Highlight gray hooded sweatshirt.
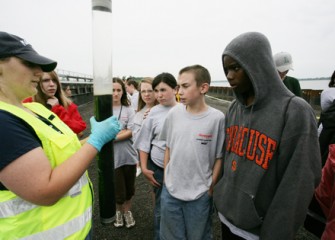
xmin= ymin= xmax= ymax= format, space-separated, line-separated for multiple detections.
xmin=213 ymin=32 xmax=321 ymax=239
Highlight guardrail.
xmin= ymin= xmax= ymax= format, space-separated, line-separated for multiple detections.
xmin=56 ymin=70 xmax=94 ymax=106
xmin=54 ymin=69 xmax=323 ymax=116
xmin=56 ymin=69 xmax=93 ymax=83
xmin=208 ymin=86 xmax=321 ymax=114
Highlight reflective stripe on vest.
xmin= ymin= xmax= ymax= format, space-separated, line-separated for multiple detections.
xmin=0 ymin=102 xmax=92 ymax=239
xmin=22 ymin=206 xmax=92 ymax=240
xmin=0 ymin=197 xmax=37 ymax=218
xmin=0 ymin=174 xmax=88 ymax=218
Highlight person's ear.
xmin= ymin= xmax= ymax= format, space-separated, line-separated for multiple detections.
xmin=200 ymin=83 xmax=209 ymax=94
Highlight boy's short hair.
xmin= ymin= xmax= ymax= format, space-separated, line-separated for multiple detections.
xmin=179 ymin=65 xmax=211 ymax=86
xmin=126 ymin=79 xmax=139 ymax=90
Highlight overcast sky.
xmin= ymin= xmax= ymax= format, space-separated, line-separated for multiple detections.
xmin=1 ymin=0 xmax=334 ymax=81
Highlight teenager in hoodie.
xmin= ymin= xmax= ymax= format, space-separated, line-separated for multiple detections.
xmin=213 ymin=32 xmax=321 ymax=240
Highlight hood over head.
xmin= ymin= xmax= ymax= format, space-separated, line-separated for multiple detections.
xmin=222 ymin=32 xmax=290 ymax=107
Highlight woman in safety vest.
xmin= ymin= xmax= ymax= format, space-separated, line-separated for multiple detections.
xmin=0 ymin=31 xmax=121 ymax=239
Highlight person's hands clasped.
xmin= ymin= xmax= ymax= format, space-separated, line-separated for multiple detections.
xmin=47 ymin=97 xmax=59 ymax=107
xmin=87 ymin=116 xmax=121 ymax=151
xmin=142 ymin=168 xmax=161 ymax=188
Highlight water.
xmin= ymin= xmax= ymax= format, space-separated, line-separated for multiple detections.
xmin=298 ymin=79 xmax=329 ymax=90
xmin=212 ymin=78 xmax=330 ymax=90
xmin=92 ymin=0 xmax=113 ymax=96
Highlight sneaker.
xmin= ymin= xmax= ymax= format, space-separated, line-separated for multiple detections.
xmin=114 ymin=211 xmax=123 ymax=228
xmin=124 ymin=211 xmax=135 ymax=228
xmin=136 ymin=166 xmax=142 ymax=177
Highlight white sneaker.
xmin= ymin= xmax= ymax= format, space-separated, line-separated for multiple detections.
xmin=124 ymin=211 xmax=135 ymax=228
xmin=114 ymin=211 xmax=123 ymax=228
xmin=136 ymin=166 xmax=142 ymax=177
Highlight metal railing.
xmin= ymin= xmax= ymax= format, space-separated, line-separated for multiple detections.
xmin=55 ymin=70 xmax=323 ymax=116
xmin=208 ymin=86 xmax=321 ymax=115
xmin=56 ymin=69 xmax=94 ymax=105
xmin=56 ymin=69 xmax=93 ymax=83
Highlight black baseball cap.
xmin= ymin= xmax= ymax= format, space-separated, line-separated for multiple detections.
xmin=0 ymin=31 xmax=57 ymax=72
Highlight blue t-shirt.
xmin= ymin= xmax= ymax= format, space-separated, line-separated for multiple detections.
xmin=0 ymin=110 xmax=41 ymax=190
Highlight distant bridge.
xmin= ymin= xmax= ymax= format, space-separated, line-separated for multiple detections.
xmin=56 ymin=69 xmax=94 ymax=106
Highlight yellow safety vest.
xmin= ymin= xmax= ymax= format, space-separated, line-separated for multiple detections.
xmin=0 ymin=102 xmax=93 ymax=239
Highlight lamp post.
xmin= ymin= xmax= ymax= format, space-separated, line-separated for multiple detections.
xmin=91 ymin=0 xmax=115 ymax=225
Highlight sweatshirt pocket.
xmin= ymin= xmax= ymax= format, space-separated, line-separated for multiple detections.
xmin=214 ymin=179 xmax=263 ymax=230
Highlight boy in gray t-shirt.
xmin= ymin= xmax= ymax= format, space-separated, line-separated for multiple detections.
xmin=160 ymin=65 xmax=225 ymax=240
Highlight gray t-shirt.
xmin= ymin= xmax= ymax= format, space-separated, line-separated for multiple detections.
xmin=321 ymin=87 xmax=335 ymax=111
xmin=133 ymin=104 xmax=177 ymax=168
xmin=132 ymin=106 xmax=148 ymax=143
xmin=113 ymin=105 xmax=138 ymax=169
xmin=130 ymin=91 xmax=139 ymax=111
xmin=160 ymin=104 xmax=225 ymax=201
xmin=318 ymin=88 xmax=335 ymax=135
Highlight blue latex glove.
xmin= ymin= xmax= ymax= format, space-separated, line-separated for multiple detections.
xmin=87 ymin=116 xmax=121 ymax=152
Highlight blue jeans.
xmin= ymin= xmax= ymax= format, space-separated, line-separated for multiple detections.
xmin=148 ymin=158 xmax=164 ymax=240
xmin=160 ymin=185 xmax=213 ymax=240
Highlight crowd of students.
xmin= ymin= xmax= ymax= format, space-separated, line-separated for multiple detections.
xmin=0 ymin=30 xmax=334 ymax=240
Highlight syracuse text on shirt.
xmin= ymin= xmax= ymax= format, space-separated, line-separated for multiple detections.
xmin=226 ymin=125 xmax=277 ymax=170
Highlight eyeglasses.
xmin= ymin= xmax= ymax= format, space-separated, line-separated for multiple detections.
xmin=140 ymin=90 xmax=153 ymax=94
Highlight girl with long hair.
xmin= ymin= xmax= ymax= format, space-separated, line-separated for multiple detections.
xmin=132 ymin=77 xmax=158 ymax=177
xmin=112 ymin=78 xmax=138 ymax=228
xmin=23 ymin=71 xmax=86 ymax=136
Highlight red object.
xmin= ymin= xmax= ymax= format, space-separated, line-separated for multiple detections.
xmin=315 ymin=144 xmax=335 ymax=239
xmin=23 ymin=97 xmax=86 ymax=134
